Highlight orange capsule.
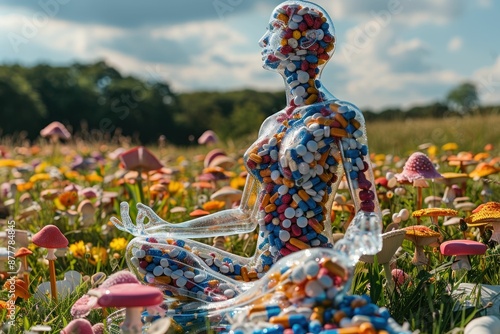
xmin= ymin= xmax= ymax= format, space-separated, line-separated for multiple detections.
xmin=334 ymin=113 xmax=348 ymax=128
xmin=289 ymin=238 xmax=310 ymax=250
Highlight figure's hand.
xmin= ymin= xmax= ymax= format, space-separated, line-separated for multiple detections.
xmin=110 ymin=202 xmax=144 ymax=236
xmin=334 ymin=211 xmax=382 ymax=265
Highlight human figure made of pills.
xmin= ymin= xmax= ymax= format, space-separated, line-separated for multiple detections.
xmin=112 ymin=0 xmax=382 ymax=305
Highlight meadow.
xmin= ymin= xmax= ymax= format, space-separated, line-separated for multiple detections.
xmin=0 ymin=114 xmax=499 ymax=334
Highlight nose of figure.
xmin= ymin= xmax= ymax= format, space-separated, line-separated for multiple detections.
xmin=259 ymin=33 xmax=269 ymax=48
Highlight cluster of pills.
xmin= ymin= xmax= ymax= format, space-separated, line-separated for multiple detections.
xmin=227 ymin=253 xmax=410 ymax=334
xmin=246 ymin=101 xmax=376 ymax=268
xmin=127 ymin=237 xmax=243 ymax=302
xmin=266 ymin=3 xmax=335 ymax=107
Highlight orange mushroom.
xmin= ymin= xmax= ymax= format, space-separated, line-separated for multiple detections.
xmin=412 ymin=208 xmax=459 ymax=228
xmin=402 ymin=225 xmax=441 ymax=265
xmin=466 ymin=202 xmax=500 ymax=245
xmin=14 ymin=247 xmax=32 ymax=287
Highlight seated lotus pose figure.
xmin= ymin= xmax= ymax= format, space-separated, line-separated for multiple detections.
xmin=112 ymin=0 xmax=382 ymax=306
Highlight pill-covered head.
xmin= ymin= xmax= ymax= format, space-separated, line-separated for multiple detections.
xmin=259 ymin=1 xmax=336 ymax=73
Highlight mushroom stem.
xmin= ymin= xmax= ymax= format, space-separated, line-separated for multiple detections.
xmin=136 ymin=169 xmax=145 ymax=204
xmin=22 ymin=258 xmax=29 ymax=287
xmin=121 ymin=307 xmax=143 ymax=334
xmin=452 ymin=255 xmax=472 ymax=271
xmin=417 ymin=187 xmax=423 ymax=211
xmin=383 ymin=263 xmax=394 ymax=292
xmin=412 ymin=245 xmax=428 ymax=266
xmin=48 ymin=259 xmax=58 ymax=301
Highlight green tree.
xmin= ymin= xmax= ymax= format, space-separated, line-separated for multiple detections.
xmin=446 ymin=82 xmax=479 ymax=114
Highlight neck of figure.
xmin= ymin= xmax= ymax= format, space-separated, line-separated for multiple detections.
xmin=281 ymin=70 xmax=335 ymax=110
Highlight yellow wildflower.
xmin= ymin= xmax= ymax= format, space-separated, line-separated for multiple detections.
xmin=89 ymin=246 xmax=108 ymax=265
xmin=0 ymin=159 xmax=23 ymax=168
xmin=29 ymin=173 xmax=51 ymax=183
xmin=86 ymin=173 xmax=103 ymax=183
xmin=230 ymin=176 xmax=246 ymax=190
xmin=202 ymin=200 xmax=225 ymax=211
xmin=109 ymin=237 xmax=128 ymax=251
xmin=35 ymin=162 xmax=49 ymax=174
xmin=168 ymin=181 xmax=184 ymax=194
xmin=69 ymin=240 xmax=86 ymax=258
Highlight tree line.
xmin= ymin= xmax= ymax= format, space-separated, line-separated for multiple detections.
xmin=0 ymin=61 xmax=494 ymax=145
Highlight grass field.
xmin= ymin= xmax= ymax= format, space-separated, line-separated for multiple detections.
xmin=0 ymin=114 xmax=499 ymax=333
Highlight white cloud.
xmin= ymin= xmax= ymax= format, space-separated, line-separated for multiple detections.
xmin=325 ymin=0 xmax=465 ymax=26
xmin=477 ymin=0 xmax=492 ymax=8
xmin=473 ymin=56 xmax=500 ymax=105
xmin=447 ymin=37 xmax=463 ymax=52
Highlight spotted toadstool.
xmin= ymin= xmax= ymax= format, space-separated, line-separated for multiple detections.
xmin=32 ymin=225 xmax=68 ymax=301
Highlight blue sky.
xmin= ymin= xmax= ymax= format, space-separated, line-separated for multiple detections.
xmin=1 ymin=0 xmax=499 ymax=110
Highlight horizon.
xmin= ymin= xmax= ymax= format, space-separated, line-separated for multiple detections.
xmin=2 ymin=0 xmax=499 ymax=111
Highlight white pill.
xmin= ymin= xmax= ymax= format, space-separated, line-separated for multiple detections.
xmin=297 ymin=216 xmax=308 ymax=228
xmin=302 ymin=181 xmax=313 ymax=189
xmin=297 ymin=70 xmax=309 ymax=84
xmin=293 ymin=85 xmax=306 ymax=97
xmin=272 ymin=217 xmax=280 ymax=226
xmin=270 ymin=150 xmax=278 ymax=161
xmin=307 ymin=141 xmax=318 ymax=152
xmin=313 ymin=129 xmax=324 ymax=137
xmin=299 ymin=162 xmax=310 ymax=175
xmin=288 ymin=38 xmax=299 ymax=48
xmin=292 ymin=14 xmax=303 ymax=22
xmin=324 ymin=126 xmax=330 ymax=137
xmin=163 ymin=267 xmax=172 ymax=276
xmin=303 ymin=152 xmax=314 ymax=163
xmin=145 ymin=273 xmax=155 ymax=284
xmin=316 ymin=29 xmax=324 ymax=40
xmin=205 ymin=257 xmax=213 ymax=266
xmin=279 ymin=230 xmax=291 ymax=242
xmin=184 ymin=271 xmax=195 ymax=279
xmin=305 ymin=280 xmax=323 ymax=297
xmin=153 ymin=266 xmax=164 ymax=276
xmin=214 ymin=259 xmax=223 ymax=267
xmin=291 ymin=266 xmax=306 ymax=283
xmin=296 ymin=144 xmax=307 ymax=156
xmin=169 ymin=248 xmax=179 ymax=258
xmin=224 ymin=289 xmax=236 ymax=298
xmin=304 ymin=261 xmax=320 ymax=277
xmin=278 ymin=185 xmax=289 ymax=195
xmin=134 ymin=250 xmax=146 ymax=258
xmin=315 ymin=165 xmax=324 ymax=175
xmin=284 ymin=207 xmax=296 ymax=219
xmin=294 ymin=96 xmax=304 ymax=106
xmin=318 ymin=274 xmax=333 ymax=288
xmin=176 ymin=276 xmax=187 ymax=287
xmin=160 ymin=258 xmax=169 ymax=267
xmin=194 ymin=274 xmax=207 ymax=283
xmin=311 ymin=239 xmax=321 ymax=246
xmin=220 ymin=265 xmax=230 ymax=274
xmin=295 ymin=208 xmax=304 ymax=217
xmin=282 ymin=219 xmax=292 ymax=228
xmin=271 ymin=170 xmax=281 ymax=181
xmin=171 ymin=269 xmax=183 ymax=280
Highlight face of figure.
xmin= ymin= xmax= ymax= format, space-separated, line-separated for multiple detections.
xmin=258 ymin=1 xmax=336 ymax=75
xmin=259 ymin=18 xmax=286 ymax=70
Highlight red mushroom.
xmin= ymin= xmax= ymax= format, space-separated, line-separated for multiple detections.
xmin=440 ymin=240 xmax=487 ymax=271
xmin=95 ymin=283 xmax=163 ymax=333
xmin=32 ymin=225 xmax=68 ymax=301
xmin=60 ymin=319 xmax=94 ymax=334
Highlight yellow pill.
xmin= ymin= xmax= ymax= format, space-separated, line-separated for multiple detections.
xmin=293 ymin=30 xmax=302 ymax=40
xmin=289 ymin=238 xmax=310 ymax=250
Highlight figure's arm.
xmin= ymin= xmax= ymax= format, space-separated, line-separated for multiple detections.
xmin=335 ymin=104 xmax=382 ymax=258
xmin=111 ymin=175 xmax=260 ymax=237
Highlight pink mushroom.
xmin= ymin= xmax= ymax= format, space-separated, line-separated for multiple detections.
xmin=71 ymin=270 xmax=139 ymax=318
xmin=40 ymin=121 xmax=71 ymax=141
xmin=95 ymin=283 xmax=163 ymax=334
xmin=60 ymin=318 xmax=94 ymax=334
xmin=395 ymin=152 xmax=443 ymax=210
xmin=32 ymin=225 xmax=68 ymax=301
xmin=440 ymin=240 xmax=487 ymax=270
xmin=119 ymin=146 xmax=163 ymax=203
xmin=198 ymin=130 xmax=218 ymax=145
